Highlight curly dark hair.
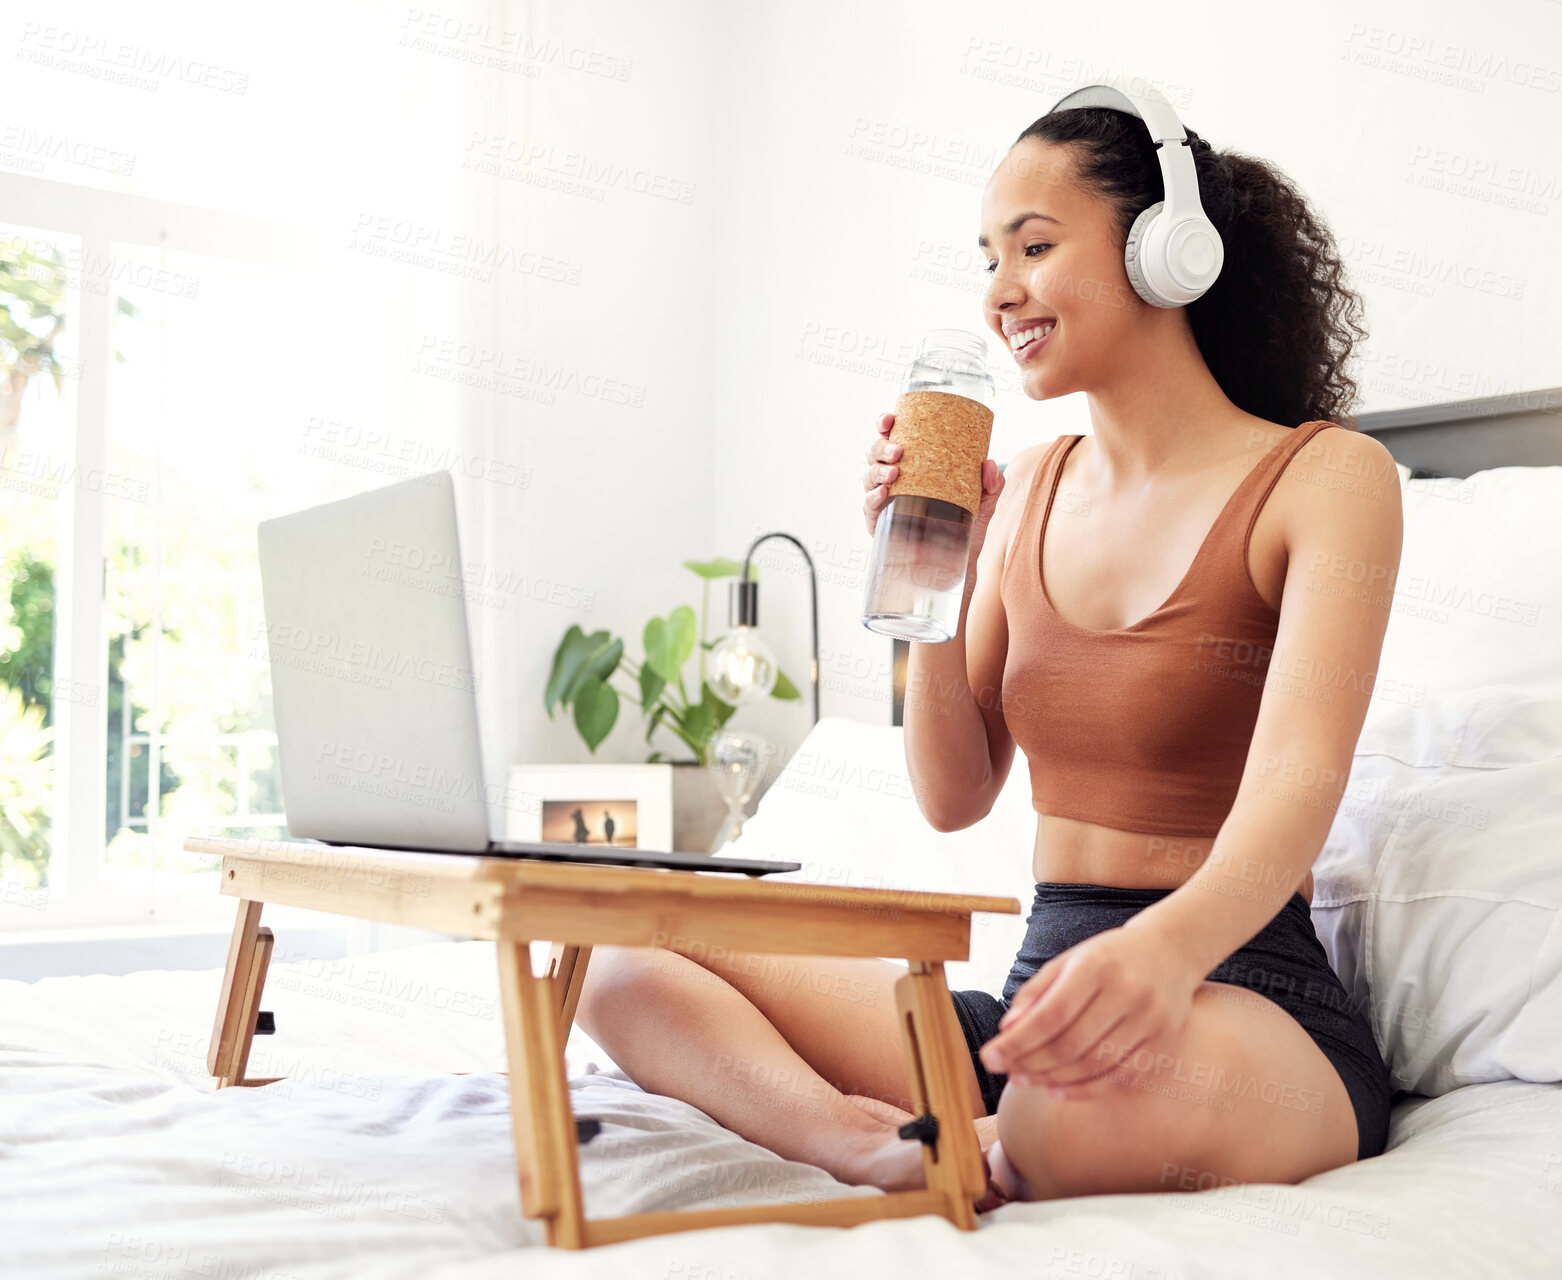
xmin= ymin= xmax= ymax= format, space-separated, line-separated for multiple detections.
xmin=1012 ymin=107 xmax=1368 ymax=431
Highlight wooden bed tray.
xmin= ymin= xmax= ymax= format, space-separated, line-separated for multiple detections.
xmin=188 ymin=835 xmax=1021 ymax=1249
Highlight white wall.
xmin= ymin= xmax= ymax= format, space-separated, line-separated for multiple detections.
xmin=12 ymin=0 xmax=1553 ymax=827
xmin=462 ymin=0 xmax=723 ymax=817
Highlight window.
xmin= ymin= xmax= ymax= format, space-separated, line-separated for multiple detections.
xmin=1 ymin=15 xmax=507 ymax=933
xmin=0 ymin=225 xmax=78 ymax=913
xmin=0 ymin=184 xmax=479 ymax=931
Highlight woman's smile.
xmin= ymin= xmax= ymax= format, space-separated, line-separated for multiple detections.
xmin=1010 ymin=319 xmax=1057 ymax=362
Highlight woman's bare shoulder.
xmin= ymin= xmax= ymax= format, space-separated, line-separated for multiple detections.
xmin=990 ymin=438 xmax=1063 ymax=547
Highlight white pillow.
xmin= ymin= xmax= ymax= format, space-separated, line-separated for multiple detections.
xmin=1311 ymin=458 xmax=1562 ymax=1094
xmin=1365 ymin=464 xmax=1562 ymax=724
xmin=731 ymin=716 xmax=1035 ymax=996
xmin=1313 ymin=681 xmax=1562 ymax=1096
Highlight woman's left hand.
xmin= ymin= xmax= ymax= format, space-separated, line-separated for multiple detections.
xmin=977 ymin=924 xmax=1204 ymax=1099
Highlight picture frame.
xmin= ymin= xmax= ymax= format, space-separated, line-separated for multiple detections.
xmin=503 ymin=762 xmax=675 ymax=852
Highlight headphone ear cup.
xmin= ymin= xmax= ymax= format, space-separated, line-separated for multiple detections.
xmin=1124 ymin=202 xmax=1171 ymax=308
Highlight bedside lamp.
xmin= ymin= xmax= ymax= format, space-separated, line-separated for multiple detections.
xmin=707 ymin=531 xmax=821 ymax=724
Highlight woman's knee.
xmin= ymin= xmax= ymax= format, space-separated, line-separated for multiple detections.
xmin=575 ymin=945 xmax=681 ymax=1034
xmin=992 ymin=1072 xmax=1220 ymax=1199
xmin=991 ymin=1082 xmax=1091 ymax=1199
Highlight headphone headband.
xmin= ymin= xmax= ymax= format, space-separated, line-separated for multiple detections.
xmin=1042 ymin=84 xmax=1223 ymax=307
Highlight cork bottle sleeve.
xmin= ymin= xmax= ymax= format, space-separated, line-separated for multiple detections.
xmin=884 ymin=389 xmax=994 ymax=516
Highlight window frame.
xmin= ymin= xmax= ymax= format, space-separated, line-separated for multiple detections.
xmin=0 ymin=172 xmax=324 ymax=933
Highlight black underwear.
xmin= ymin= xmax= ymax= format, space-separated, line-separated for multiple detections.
xmin=947 ymin=882 xmax=1396 ymax=1161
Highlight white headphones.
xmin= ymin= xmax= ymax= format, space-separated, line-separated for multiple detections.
xmin=1044 ymin=84 xmax=1224 ymax=308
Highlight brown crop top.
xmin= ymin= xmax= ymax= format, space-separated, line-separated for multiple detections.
xmin=999 ymin=420 xmax=1343 ymax=839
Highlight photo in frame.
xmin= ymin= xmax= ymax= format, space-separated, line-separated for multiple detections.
xmin=503 ymin=762 xmax=675 ymax=852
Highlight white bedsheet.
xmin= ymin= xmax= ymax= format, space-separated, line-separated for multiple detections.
xmin=4 ymin=938 xmax=1560 ymax=1280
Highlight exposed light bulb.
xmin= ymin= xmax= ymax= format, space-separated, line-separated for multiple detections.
xmin=708 ymin=625 xmax=778 ymax=704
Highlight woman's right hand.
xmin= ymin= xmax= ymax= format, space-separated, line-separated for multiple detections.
xmin=863 ymin=411 xmax=1005 ymax=563
xmin=862 ymin=412 xmax=904 ymax=537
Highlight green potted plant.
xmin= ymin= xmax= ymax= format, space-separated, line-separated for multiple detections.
xmin=544 ymin=557 xmax=799 ymax=766
xmin=544 ymin=558 xmax=800 ymax=852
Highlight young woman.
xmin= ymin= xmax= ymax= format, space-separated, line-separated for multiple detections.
xmin=576 ymin=101 xmax=1402 ymax=1208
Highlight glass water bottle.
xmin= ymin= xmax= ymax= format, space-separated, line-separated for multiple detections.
xmin=861 ymin=329 xmax=996 ymax=644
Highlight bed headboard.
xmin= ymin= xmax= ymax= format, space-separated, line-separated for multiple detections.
xmin=888 ymin=386 xmax=1562 ymax=725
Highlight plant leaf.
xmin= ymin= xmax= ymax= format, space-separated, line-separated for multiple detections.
xmin=571 ymin=674 xmax=619 ymax=752
xmin=770 ymin=668 xmax=801 ymax=701
xmin=643 ymin=606 xmax=696 ymax=683
xmin=543 ymin=626 xmax=587 ymax=717
xmin=682 ymin=557 xmax=754 ymax=580
xmin=644 ymin=700 xmax=669 ymax=743
xmin=704 ymin=683 xmax=739 ymax=730
xmin=681 ymin=697 xmax=715 ymax=746
xmin=665 ymin=604 xmax=696 ymax=667
xmin=544 ymin=627 xmax=620 ymax=715
xmin=639 ymin=661 xmax=666 ymax=712
xmin=544 ymin=626 xmax=591 ymax=715
xmin=643 ymin=617 xmax=671 ymax=682
xmin=584 ymin=635 xmax=623 ymax=683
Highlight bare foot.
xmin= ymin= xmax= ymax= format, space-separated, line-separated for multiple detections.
xmin=843 ymin=1094 xmax=917 ymax=1127
xmin=851 ymin=1135 xmax=930 ymax=1192
xmin=837 ymin=1094 xmax=928 ymax=1192
xmin=980 ymin=1138 xmax=1034 ymax=1207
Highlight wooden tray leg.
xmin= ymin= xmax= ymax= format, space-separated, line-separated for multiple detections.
xmin=545 ymin=942 xmax=592 ymax=1037
xmin=499 ymin=939 xmax=586 ymax=1249
xmin=210 ymin=900 xmax=273 ymax=1088
xmin=895 ymin=961 xmax=986 ymax=1229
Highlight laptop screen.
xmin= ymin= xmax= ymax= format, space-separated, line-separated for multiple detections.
xmin=256 ymin=471 xmax=493 ymax=852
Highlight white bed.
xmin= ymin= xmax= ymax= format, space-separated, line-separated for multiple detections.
xmin=6 ymin=450 xmax=1562 ymax=1278
xmin=5 ymin=937 xmax=1561 ymax=1280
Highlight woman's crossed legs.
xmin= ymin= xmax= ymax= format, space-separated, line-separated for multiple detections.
xmin=574 ymin=945 xmax=1357 ymax=1202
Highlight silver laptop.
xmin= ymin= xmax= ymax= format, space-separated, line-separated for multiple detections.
xmin=256 ymin=471 xmax=798 ymax=876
